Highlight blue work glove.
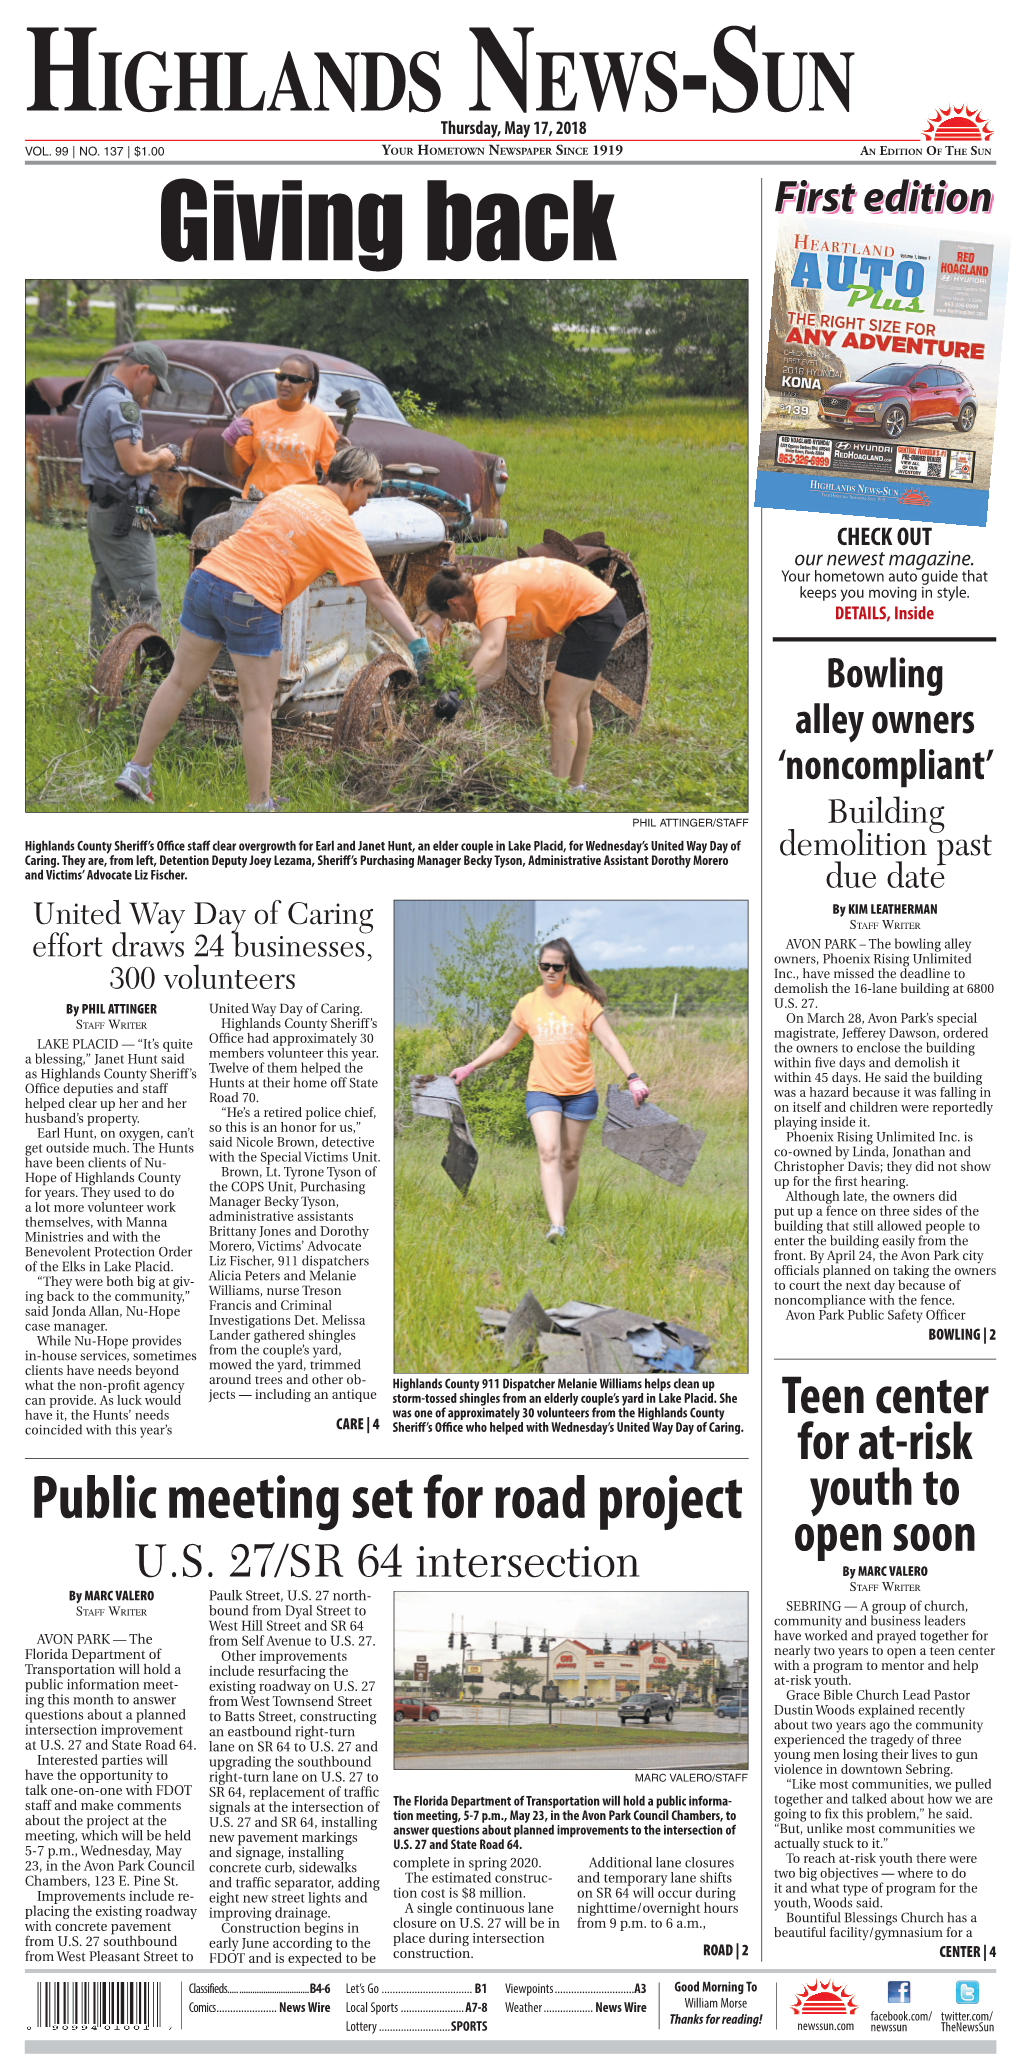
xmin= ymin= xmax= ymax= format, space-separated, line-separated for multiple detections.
xmin=408 ymin=635 xmax=431 ymax=683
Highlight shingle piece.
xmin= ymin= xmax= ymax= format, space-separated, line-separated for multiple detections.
xmin=501 ymin=1291 xmax=553 ymax=1366
xmin=410 ymin=1073 xmax=479 ymax=1195
xmin=601 ymin=1082 xmax=706 ymax=1187
xmin=540 ymin=1340 xmax=590 ymax=1376
xmin=582 ymin=1308 xmax=659 ymax=1341
xmin=476 ymin=1288 xmax=714 ymax=1371
xmin=546 ymin=1301 xmax=614 ymax=1326
xmin=578 ymin=1330 xmax=646 ymax=1374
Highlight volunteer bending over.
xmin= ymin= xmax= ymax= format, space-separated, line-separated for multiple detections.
xmin=425 ymin=558 xmax=627 ymax=791
xmin=115 ymin=447 xmax=430 ymax=813
xmin=223 ymin=353 xmax=341 ymax=498
xmin=450 ymin=938 xmax=649 ymax=1242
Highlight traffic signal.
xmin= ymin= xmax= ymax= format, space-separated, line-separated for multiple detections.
xmin=522 ymin=1634 xmax=532 ymax=1655
xmin=460 ymin=1634 xmax=467 ymax=1650
xmin=539 ymin=1635 xmax=548 ymax=1653
xmin=652 ymin=1638 xmax=658 ymax=1654
xmin=448 ymin=1631 xmax=454 ymax=1649
xmin=491 ymin=1632 xmax=498 ymax=1650
xmin=603 ymin=1634 xmax=611 ymax=1654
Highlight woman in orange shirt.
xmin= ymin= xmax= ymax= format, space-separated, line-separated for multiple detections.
xmin=425 ymin=558 xmax=628 ymax=791
xmin=115 ymin=447 xmax=429 ymax=814
xmin=223 ymin=353 xmax=341 ymax=499
xmin=450 ymin=938 xmax=649 ymax=1242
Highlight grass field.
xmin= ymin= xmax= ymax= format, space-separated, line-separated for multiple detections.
xmin=26 ymin=376 xmax=747 ymax=814
xmin=395 ymin=1014 xmax=747 ymax=1375
xmin=394 ymin=1722 xmax=745 ymax=1757
xmin=25 ymin=294 xmax=226 ymax=384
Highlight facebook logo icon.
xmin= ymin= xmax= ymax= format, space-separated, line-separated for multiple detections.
xmin=956 ymin=1981 xmax=980 ymax=2005
xmin=887 ymin=1981 xmax=911 ymax=2004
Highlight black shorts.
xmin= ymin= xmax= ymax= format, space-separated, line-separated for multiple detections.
xmin=555 ymin=595 xmax=627 ymax=680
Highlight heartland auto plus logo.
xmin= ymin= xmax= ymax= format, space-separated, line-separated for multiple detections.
xmin=791 ymin=1981 xmax=857 ymax=2018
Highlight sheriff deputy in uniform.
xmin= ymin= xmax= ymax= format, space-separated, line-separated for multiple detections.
xmin=76 ymin=343 xmax=179 ymax=650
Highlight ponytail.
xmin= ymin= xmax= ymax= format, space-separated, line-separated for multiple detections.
xmin=326 ymin=443 xmax=383 ymax=489
xmin=425 ymin=562 xmax=475 ymax=614
xmin=538 ymin=937 xmax=607 ymax=1007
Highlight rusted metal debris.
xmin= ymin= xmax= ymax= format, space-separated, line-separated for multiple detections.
xmin=477 ymin=1295 xmax=711 ymax=1373
xmin=410 ymin=1075 xmax=479 ymax=1196
xmin=89 ymin=623 xmax=175 ymax=724
xmin=434 ymin=527 xmax=652 ymax=732
xmin=92 ymin=509 xmax=650 ymax=744
xmin=602 ymin=1084 xmax=706 ymax=1188
xmin=517 ymin=529 xmax=652 ymax=729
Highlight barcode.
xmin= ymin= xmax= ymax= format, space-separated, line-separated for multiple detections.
xmin=36 ymin=1980 xmax=162 ymax=2029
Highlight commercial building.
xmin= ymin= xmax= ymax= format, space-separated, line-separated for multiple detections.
xmin=463 ymin=1636 xmax=714 ymax=1701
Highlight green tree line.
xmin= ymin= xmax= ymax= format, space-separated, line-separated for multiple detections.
xmin=187 ymin=279 xmax=747 ymax=415
xmin=592 ymin=966 xmax=748 ymax=1016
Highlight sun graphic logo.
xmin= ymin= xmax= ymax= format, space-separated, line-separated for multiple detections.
xmin=924 ymin=106 xmax=993 ymax=144
xmin=791 ymin=1981 xmax=858 ymax=2017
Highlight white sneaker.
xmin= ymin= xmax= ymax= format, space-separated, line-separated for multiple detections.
xmin=545 ymin=1224 xmax=567 ymax=1242
xmin=114 ymin=762 xmax=154 ymax=804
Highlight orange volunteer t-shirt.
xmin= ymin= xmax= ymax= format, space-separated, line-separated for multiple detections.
xmin=474 ymin=559 xmax=615 ymax=641
xmin=199 ymin=485 xmax=380 ymax=614
xmin=511 ymin=984 xmax=604 ymax=1096
xmin=235 ymin=400 xmax=338 ymax=498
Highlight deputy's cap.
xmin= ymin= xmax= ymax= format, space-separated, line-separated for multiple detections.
xmin=123 ymin=343 xmax=171 ymax=393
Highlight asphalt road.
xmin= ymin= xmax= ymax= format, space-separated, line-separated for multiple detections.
xmin=396 ymin=1741 xmax=749 ymax=1772
xmin=397 ymin=1704 xmax=746 ymax=1736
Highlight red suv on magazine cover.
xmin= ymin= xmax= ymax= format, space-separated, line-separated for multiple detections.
xmin=818 ymin=363 xmax=978 ymax=440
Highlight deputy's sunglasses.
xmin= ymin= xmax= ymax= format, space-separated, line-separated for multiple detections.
xmin=539 ymin=959 xmax=566 ymax=972
xmin=275 ymin=371 xmax=310 ymax=384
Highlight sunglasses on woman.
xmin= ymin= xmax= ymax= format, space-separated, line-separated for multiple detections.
xmin=540 ymin=960 xmax=566 ymax=972
xmin=275 ymin=371 xmax=310 ymax=385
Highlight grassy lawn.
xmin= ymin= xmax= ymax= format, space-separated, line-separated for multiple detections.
xmin=395 ymin=1015 xmax=747 ymax=1375
xmin=26 ymin=296 xmax=227 ymax=384
xmin=394 ymin=1722 xmax=745 ymax=1756
xmin=26 ymin=384 xmax=746 ymax=814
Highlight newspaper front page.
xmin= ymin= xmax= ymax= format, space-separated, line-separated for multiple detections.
xmin=17 ymin=6 xmax=1012 ymax=2057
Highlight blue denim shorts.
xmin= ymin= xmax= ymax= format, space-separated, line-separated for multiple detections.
xmin=526 ymin=1087 xmax=599 ymax=1121
xmin=180 ymin=566 xmax=283 ymax=657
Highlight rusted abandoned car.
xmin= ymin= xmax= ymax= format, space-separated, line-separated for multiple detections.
xmin=26 ymin=339 xmax=510 ymax=537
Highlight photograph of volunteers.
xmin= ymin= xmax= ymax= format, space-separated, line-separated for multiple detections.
xmin=115 ymin=448 xmax=430 ymax=813
xmin=451 ymin=941 xmax=648 ymax=1241
xmin=27 ymin=276 xmax=747 ymax=817
xmin=394 ymin=899 xmax=749 ymax=1377
xmin=424 ymin=557 xmax=626 ymax=790
xmin=222 ymin=352 xmax=343 ymax=498
xmin=392 ymin=1590 xmax=749 ymax=1773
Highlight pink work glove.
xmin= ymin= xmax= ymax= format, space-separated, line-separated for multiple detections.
xmin=222 ymin=415 xmax=252 ymax=446
xmin=450 ymin=1066 xmax=474 ymax=1087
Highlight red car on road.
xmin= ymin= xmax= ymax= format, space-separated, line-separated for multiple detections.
xmin=818 ymin=362 xmax=977 ymax=440
xmin=394 ymin=1697 xmax=440 ymax=1723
